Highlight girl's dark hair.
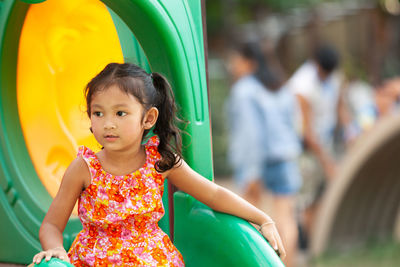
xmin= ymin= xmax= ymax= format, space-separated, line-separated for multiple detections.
xmin=85 ymin=63 xmax=182 ymax=172
xmin=235 ymin=41 xmax=282 ymax=91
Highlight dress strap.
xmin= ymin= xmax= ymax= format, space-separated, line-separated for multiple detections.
xmin=144 ymin=135 xmax=161 ymax=165
xmin=145 ymin=135 xmax=160 ymax=147
xmin=77 ymin=145 xmax=95 ymax=160
xmin=77 ymin=146 xmax=101 ymax=173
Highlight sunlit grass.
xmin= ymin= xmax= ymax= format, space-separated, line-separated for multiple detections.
xmin=313 ymin=241 xmax=400 ymax=267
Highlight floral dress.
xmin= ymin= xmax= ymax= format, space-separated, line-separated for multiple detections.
xmin=68 ymin=136 xmax=184 ymax=266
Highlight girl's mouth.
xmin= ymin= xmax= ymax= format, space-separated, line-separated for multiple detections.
xmin=104 ymin=135 xmax=119 ymax=141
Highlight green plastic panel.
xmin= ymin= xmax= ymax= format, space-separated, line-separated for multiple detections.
xmin=35 ymin=258 xmax=74 ymax=267
xmin=174 ymin=192 xmax=283 ymax=267
xmin=0 ymin=0 xmax=284 ymax=266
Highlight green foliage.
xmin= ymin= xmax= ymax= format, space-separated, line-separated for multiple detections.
xmin=205 ymin=0 xmax=332 ymax=39
xmin=235 ymin=0 xmax=318 ymax=11
xmin=209 ymin=73 xmax=232 ymax=177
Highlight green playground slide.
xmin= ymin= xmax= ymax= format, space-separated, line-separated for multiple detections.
xmin=0 ymin=0 xmax=283 ymax=266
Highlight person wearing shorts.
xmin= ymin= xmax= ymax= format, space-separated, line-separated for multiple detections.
xmin=226 ymin=41 xmax=302 ymax=267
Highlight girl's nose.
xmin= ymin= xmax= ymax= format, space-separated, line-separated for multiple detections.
xmin=104 ymin=122 xmax=116 ymax=130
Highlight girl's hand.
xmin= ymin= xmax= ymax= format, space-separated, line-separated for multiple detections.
xmin=32 ymin=247 xmax=70 ymax=265
xmin=260 ymin=221 xmax=286 ymax=259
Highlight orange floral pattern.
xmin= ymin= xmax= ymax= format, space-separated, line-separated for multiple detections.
xmin=68 ymin=136 xmax=184 ymax=266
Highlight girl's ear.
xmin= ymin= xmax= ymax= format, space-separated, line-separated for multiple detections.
xmin=143 ymin=107 xmax=159 ymax=129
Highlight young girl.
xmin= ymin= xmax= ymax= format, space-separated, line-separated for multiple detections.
xmin=32 ymin=63 xmax=285 ymax=266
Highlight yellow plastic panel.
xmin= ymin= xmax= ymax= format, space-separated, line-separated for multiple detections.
xmin=17 ymin=0 xmax=124 ymax=198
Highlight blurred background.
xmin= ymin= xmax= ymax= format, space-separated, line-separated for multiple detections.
xmin=205 ymin=0 xmax=400 ymax=266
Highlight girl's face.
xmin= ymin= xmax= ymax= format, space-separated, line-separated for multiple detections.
xmin=89 ymin=85 xmax=157 ymax=152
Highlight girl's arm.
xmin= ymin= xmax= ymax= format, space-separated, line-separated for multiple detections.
xmin=33 ymin=157 xmax=89 ymax=264
xmin=166 ymin=160 xmax=286 ymax=258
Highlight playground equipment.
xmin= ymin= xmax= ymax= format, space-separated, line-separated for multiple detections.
xmin=36 ymin=258 xmax=74 ymax=267
xmin=0 ymin=0 xmax=283 ymax=266
xmin=311 ymin=114 xmax=400 ymax=256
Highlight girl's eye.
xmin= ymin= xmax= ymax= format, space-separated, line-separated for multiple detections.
xmin=116 ymin=111 xmax=127 ymax=117
xmin=93 ymin=111 xmax=103 ymax=117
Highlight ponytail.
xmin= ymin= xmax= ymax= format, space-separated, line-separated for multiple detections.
xmin=151 ymin=72 xmax=183 ymax=173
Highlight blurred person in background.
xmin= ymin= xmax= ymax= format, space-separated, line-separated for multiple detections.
xmin=285 ymin=44 xmax=348 ymax=250
xmin=226 ymin=41 xmax=302 ymax=267
xmin=343 ymin=76 xmax=400 ymax=145
xmin=342 ymin=78 xmax=376 ymax=144
xmin=374 ymin=77 xmax=400 ymax=118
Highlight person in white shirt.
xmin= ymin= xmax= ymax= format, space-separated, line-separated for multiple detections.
xmin=286 ymin=45 xmax=347 ymax=248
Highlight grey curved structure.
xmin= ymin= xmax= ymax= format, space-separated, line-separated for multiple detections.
xmin=311 ymin=115 xmax=400 ymax=256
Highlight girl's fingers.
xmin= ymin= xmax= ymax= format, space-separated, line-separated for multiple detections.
xmin=56 ymin=252 xmax=63 ymax=260
xmin=33 ymin=249 xmax=70 ymax=264
xmin=33 ymin=252 xmax=44 ymax=263
xmin=45 ymin=251 xmax=52 ymax=261
xmin=53 ymin=250 xmax=70 ymax=263
xmin=57 ymin=252 xmax=70 ymax=262
xmin=261 ymin=226 xmax=286 ymax=259
xmin=269 ymin=236 xmax=278 ymax=251
xmin=261 ymin=227 xmax=278 ymax=250
xmin=274 ymin=232 xmax=286 ymax=259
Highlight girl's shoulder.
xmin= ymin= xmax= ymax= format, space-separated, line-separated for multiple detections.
xmin=76 ymin=146 xmax=102 ymax=177
xmin=63 ymin=154 xmax=91 ymax=190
